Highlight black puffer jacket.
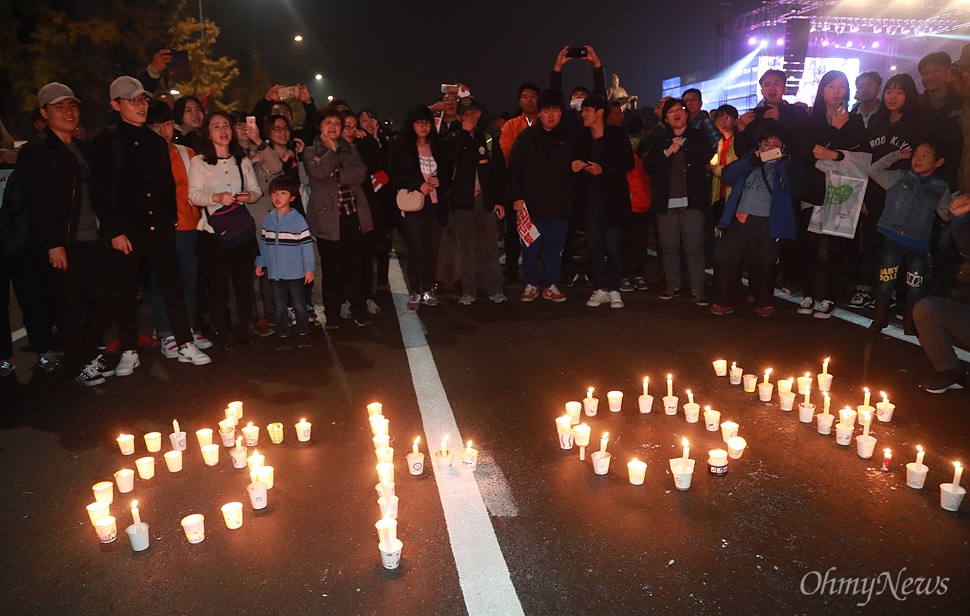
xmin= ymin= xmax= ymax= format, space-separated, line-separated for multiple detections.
xmin=506 ymin=123 xmax=576 ymax=219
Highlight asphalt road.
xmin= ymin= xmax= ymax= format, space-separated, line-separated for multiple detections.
xmin=1 ymin=253 xmax=968 ymax=615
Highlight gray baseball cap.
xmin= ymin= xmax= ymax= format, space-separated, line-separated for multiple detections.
xmin=38 ymin=82 xmax=80 ymax=108
xmin=109 ymin=76 xmax=152 ymax=100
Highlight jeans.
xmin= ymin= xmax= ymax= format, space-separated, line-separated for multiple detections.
xmin=453 ymin=196 xmax=504 ymax=296
xmin=874 ymin=238 xmax=928 ymax=304
xmin=713 ymin=215 xmax=778 ymax=308
xmin=1 ymin=252 xmax=53 ymax=359
xmin=913 ymin=297 xmax=970 ymax=373
xmin=150 ymin=229 xmax=199 ymax=338
xmin=521 ymin=217 xmax=568 ymax=288
xmin=585 ymin=200 xmax=623 ymax=291
xmin=272 ymin=278 xmax=309 ymax=336
xmin=399 ymin=206 xmax=443 ymax=295
xmin=656 ymin=208 xmax=706 ymax=295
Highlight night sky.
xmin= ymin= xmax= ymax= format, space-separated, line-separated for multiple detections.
xmin=206 ymin=0 xmax=762 ymax=124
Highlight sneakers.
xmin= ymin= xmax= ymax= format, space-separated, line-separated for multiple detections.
xmin=563 ymin=273 xmax=580 ymax=288
xmin=755 ymin=305 xmax=776 ymax=318
xmin=710 ymin=304 xmax=734 ymax=316
xmin=161 ymin=336 xmax=179 ymax=359
xmin=138 ymin=334 xmax=158 ymax=349
xmin=813 ymin=299 xmax=836 ymax=319
xmin=277 ymin=336 xmax=292 ymax=351
xmin=849 ymin=289 xmax=873 ymax=308
xmin=76 ymin=359 xmax=106 ymax=387
xmin=619 ymin=278 xmax=634 ymax=293
xmin=609 ymin=290 xmax=624 ymax=308
xmin=920 ymin=370 xmax=966 ymax=394
xmin=366 ymin=299 xmax=382 ymax=314
xmin=0 ymin=360 xmax=13 ymax=377
xmin=659 ymin=288 xmax=680 ymax=300
xmin=490 ymin=292 xmax=508 ymax=304
xmin=797 ymin=296 xmax=815 ymax=315
xmin=458 ymin=294 xmax=476 ymax=306
xmin=543 ymin=285 xmax=566 ymax=303
xmin=177 ymin=342 xmax=211 ymax=365
xmin=114 ymin=350 xmax=140 ymax=377
xmin=93 ymin=354 xmax=114 ymax=377
xmin=297 ymin=333 xmax=312 ymax=348
xmin=692 ymin=293 xmax=710 ymax=307
xmin=36 ymin=351 xmax=62 ymax=372
xmin=521 ymin=284 xmax=539 ymax=302
xmin=633 ymin=277 xmax=648 ymax=291
xmin=255 ymin=319 xmax=277 ymax=337
xmin=586 ymin=289 xmax=610 ymax=307
xmin=353 ymin=315 xmax=372 ymax=327
xmin=421 ymin=291 xmax=439 ymax=306
xmin=407 ymin=293 xmax=421 ymax=310
xmin=192 ymin=331 xmax=213 ymax=350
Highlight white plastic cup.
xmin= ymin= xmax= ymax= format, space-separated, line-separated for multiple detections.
xmin=242 ymin=425 xmax=260 ymax=447
xmin=376 ymin=447 xmax=394 ymax=464
xmin=370 ymin=416 xmax=389 ymax=437
xmin=727 ymin=436 xmax=747 ymax=460
xmin=247 ymin=482 xmax=268 ymax=509
xmin=367 ymin=402 xmax=383 ymax=417
xmin=729 ymin=366 xmax=743 ymax=385
xmin=95 ymin=515 xmax=117 ymax=543
xmin=839 ymin=408 xmax=858 ymax=429
xmin=201 ymin=444 xmax=220 ymax=466
xmin=135 ymin=456 xmax=155 ymax=480
xmin=170 ymin=431 xmax=187 ymax=451
xmin=267 ymin=422 xmax=284 ymax=444
xmin=797 ymin=376 xmax=813 ymax=395
xmin=627 ymin=460 xmax=647 ymax=485
xmin=607 ymin=391 xmax=623 ymax=412
xmin=219 ymin=425 xmax=236 ymax=447
xmin=720 ymin=421 xmax=739 ymax=443
xmin=875 ymin=402 xmax=895 ymax=423
xmin=296 ymin=421 xmax=312 ymax=442
xmin=256 ymin=465 xmax=275 ymax=489
xmin=777 ymin=379 xmax=792 ymax=396
xmin=195 ymin=428 xmax=213 ymax=448
xmin=92 ymin=481 xmax=114 ymax=504
xmin=712 ymin=359 xmax=727 ymax=377
xmin=835 ymin=423 xmax=853 ymax=446
xmin=856 ymin=435 xmax=877 ymax=459
xmin=228 ymin=400 xmax=244 ymax=419
xmin=757 ymin=382 xmax=773 ymax=402
xmin=857 ymin=404 xmax=875 ymax=419
xmin=816 ymin=413 xmax=835 ymax=435
xmin=742 ymin=374 xmax=758 ymax=392
xmin=114 ymin=469 xmax=135 ymax=493
xmin=435 ymin=451 xmax=453 ymax=470
xmin=163 ymin=450 xmax=182 ymax=473
xmin=798 ymin=403 xmax=816 ymax=424
xmin=126 ymin=522 xmax=149 ymax=551
xmin=221 ymin=502 xmax=243 ymax=529
xmin=704 ymin=409 xmax=721 ymax=432
xmin=460 ymin=448 xmax=479 ymax=471
xmin=229 ymin=447 xmax=247 ymax=469
xmin=816 ymin=373 xmax=833 ymax=392
xmin=86 ymin=501 xmax=110 ymax=526
xmin=375 ymin=482 xmax=396 ymax=500
xmin=565 ymin=401 xmax=582 ymax=424
xmin=378 ymin=495 xmax=399 ymax=520
xmin=683 ymin=403 xmax=700 ymax=423
xmin=407 ymin=452 xmax=425 ymax=475
xmin=663 ymin=395 xmax=679 ymax=415
xmin=779 ymin=391 xmax=796 ymax=411
xmin=940 ymin=484 xmax=967 ymax=512
xmin=669 ymin=458 xmax=695 ymax=491
xmin=583 ymin=397 xmax=599 ymax=417
xmin=638 ymin=394 xmax=654 ymax=414
xmin=117 ymin=434 xmax=135 ymax=456
xmin=709 ymin=449 xmax=729 ymax=467
xmin=591 ymin=451 xmax=611 ymax=475
xmin=180 ymin=514 xmax=205 ymax=543
xmin=143 ymin=432 xmax=162 ymax=453
xmin=906 ymin=463 xmax=928 ymax=489
xmin=373 ymin=434 xmax=390 ymax=451
xmin=379 ymin=538 xmax=404 ymax=570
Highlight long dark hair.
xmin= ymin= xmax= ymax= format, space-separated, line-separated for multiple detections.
xmin=875 ymin=73 xmax=920 ymax=122
xmin=400 ymin=105 xmax=438 ymax=149
xmin=199 ymin=110 xmax=246 ymax=165
xmin=173 ymin=96 xmax=202 ymax=127
xmin=810 ymin=71 xmax=850 ymax=121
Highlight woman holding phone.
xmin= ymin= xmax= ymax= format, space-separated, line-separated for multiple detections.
xmin=188 ymin=110 xmax=262 ymax=350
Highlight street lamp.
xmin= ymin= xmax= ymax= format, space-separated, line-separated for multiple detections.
xmin=294 ymin=35 xmax=303 ymax=42
xmin=327 ymin=95 xmax=334 ymax=103
xmin=315 ymin=74 xmax=322 ymax=80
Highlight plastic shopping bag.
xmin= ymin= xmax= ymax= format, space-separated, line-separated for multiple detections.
xmin=808 ymin=151 xmax=872 ymax=238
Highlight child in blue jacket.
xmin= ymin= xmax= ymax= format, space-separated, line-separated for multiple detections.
xmin=255 ymin=176 xmax=316 ymax=348
xmin=866 ymin=140 xmax=950 ymax=334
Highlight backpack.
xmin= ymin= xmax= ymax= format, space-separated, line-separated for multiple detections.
xmin=0 ymin=166 xmax=32 ymax=255
xmin=627 ymin=151 xmax=652 ymax=213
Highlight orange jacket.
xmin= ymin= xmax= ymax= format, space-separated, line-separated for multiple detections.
xmin=499 ymin=115 xmax=535 ymax=163
xmin=168 ymin=143 xmax=201 ymax=230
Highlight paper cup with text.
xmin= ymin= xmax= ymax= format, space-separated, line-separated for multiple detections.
xmin=906 ymin=463 xmax=928 ymax=489
xmin=669 ymin=458 xmax=695 ymax=491
xmin=704 ymin=409 xmax=721 ymax=432
xmin=835 ymin=423 xmax=853 ymax=446
xmin=742 ymin=374 xmax=758 ymax=392
xmin=875 ymin=402 xmax=895 ymax=423
xmin=169 ymin=431 xmax=187 ymax=451
xmin=378 ymin=495 xmax=399 ymax=520
xmin=683 ymin=403 xmax=700 ymax=424
xmin=180 ymin=514 xmax=205 ymax=544
xmin=712 ymin=359 xmax=727 ymax=377
xmin=729 ymin=366 xmax=743 ymax=385
xmin=406 ymin=452 xmax=425 ymax=475
xmin=221 ymin=502 xmax=243 ymax=529
xmin=662 ymin=395 xmax=679 ymax=415
xmin=247 ymin=482 xmax=268 ymax=510
xmin=583 ymin=397 xmax=598 ymax=417
xmin=95 ymin=515 xmax=117 ymax=544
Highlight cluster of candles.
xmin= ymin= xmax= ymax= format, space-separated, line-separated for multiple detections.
xmin=89 ymin=400 xmax=315 ymax=549
xmin=368 ymin=402 xmax=404 ymax=570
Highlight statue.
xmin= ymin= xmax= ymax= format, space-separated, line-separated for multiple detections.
xmin=607 ymin=74 xmax=638 ymax=110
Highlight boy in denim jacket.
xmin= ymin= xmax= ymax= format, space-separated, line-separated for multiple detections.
xmin=867 ymin=140 xmax=950 ymax=334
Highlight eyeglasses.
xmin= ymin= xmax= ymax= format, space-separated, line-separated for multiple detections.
xmin=123 ymin=96 xmax=150 ymax=106
xmin=322 ymin=120 xmax=342 ymax=128
xmin=271 ymin=126 xmax=290 ymax=133
xmin=343 ymin=125 xmax=357 ymax=131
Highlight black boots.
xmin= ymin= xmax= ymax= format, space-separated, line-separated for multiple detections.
xmin=868 ymin=302 xmax=891 ymax=332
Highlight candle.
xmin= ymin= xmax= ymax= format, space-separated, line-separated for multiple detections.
xmin=413 ymin=437 xmax=420 ymax=455
xmin=131 ymin=500 xmax=141 ymax=529
xmin=822 ymin=357 xmax=829 ymax=376
xmin=196 ymin=428 xmax=213 ymax=448
xmin=915 ymin=445 xmax=925 ymax=468
xmin=440 ymin=434 xmax=449 ymax=458
xmin=642 ymin=377 xmax=649 ymax=397
xmin=823 ymin=393 xmax=831 ymax=416
xmin=228 ymin=400 xmax=243 ymax=419
xmin=296 ymin=418 xmax=311 ymax=442
xmin=881 ymin=449 xmax=892 ymax=472
xmin=600 ymin=432 xmax=609 ymax=455
xmin=117 ymin=434 xmax=135 ymax=456
xmin=587 ymin=387 xmax=594 ymax=400
xmin=627 ymin=459 xmax=647 ymax=485
xmin=242 ymin=422 xmax=259 ymax=446
xmin=173 ymin=420 xmax=180 ymax=435
xmin=144 ymin=432 xmax=162 ymax=452
xmin=804 ymin=389 xmax=810 ymax=406
xmin=686 ymin=389 xmax=694 ymax=405
xmin=731 ymin=362 xmax=736 ymax=370
xmin=574 ymin=424 xmax=591 ymax=460
xmin=377 ymin=510 xmax=396 ymax=546
xmin=861 ymin=411 xmax=871 ymax=439
xmin=863 ymin=388 xmax=871 ymax=408
xmin=953 ymin=462 xmax=963 ymax=489
xmin=682 ymin=438 xmax=690 ymax=462
xmin=246 ymin=448 xmax=264 ymax=472
xmin=764 ymin=368 xmax=772 ymax=384
xmin=667 ymin=374 xmax=673 ymax=398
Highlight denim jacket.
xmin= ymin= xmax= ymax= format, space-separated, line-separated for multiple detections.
xmin=869 ymin=150 xmax=951 ymax=249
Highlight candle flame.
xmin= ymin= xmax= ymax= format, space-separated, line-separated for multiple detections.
xmin=805 ymin=372 xmax=810 ymax=378
xmin=248 ymin=421 xmax=253 ymax=427
xmin=667 ymin=374 xmax=672 ymax=380
xmin=442 ymin=435 xmax=449 ymax=444
xmin=301 ymin=418 xmax=306 ymax=423
xmin=682 ymin=437 xmax=689 ymax=447
xmin=917 ymin=445 xmax=923 ymax=453
xmin=765 ymin=368 xmax=772 ymax=376
xmin=824 ymin=357 xmax=830 ymax=363
xmin=880 ymin=391 xmax=887 ymax=400
xmin=253 ymin=448 xmax=259 ymax=455
xmin=824 ymin=392 xmax=829 ymax=399
xmin=686 ymin=389 xmax=692 ymax=395
xmin=884 ymin=449 xmax=891 ymax=454
xmin=587 ymin=387 xmax=593 ymax=397
xmin=414 ymin=437 xmax=420 ymax=446
xmin=467 ymin=440 xmax=473 ymax=450
xmin=603 ymin=432 xmax=609 ymax=440
xmin=864 ymin=387 xmax=869 ymax=393
xmin=956 ymin=462 xmax=963 ymax=470
xmin=643 ymin=376 xmax=648 ymax=383
xmin=132 ymin=500 xmax=138 ymax=509
xmin=236 ymin=437 xmax=242 ymax=446
xmin=704 ymin=405 xmax=711 ymax=411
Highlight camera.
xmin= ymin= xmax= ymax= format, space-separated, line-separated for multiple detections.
xmin=165 ymin=49 xmax=191 ymax=81
xmin=565 ymin=47 xmax=588 ymax=58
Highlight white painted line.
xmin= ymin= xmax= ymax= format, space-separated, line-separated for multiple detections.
xmin=12 ymin=327 xmax=26 ymax=342
xmin=388 ymin=253 xmax=524 ymax=616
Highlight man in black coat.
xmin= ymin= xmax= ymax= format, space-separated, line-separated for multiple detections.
xmin=734 ymin=69 xmax=808 ymax=158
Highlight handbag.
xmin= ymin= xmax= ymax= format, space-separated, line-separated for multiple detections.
xmin=396 ymin=188 xmax=424 ymax=212
xmin=205 ymin=161 xmax=256 ymax=248
xmin=808 ymin=151 xmax=871 ymax=239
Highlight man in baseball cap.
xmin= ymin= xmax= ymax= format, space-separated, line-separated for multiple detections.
xmin=37 ymin=82 xmax=81 ymax=108
xmin=109 ymin=75 xmax=153 ymax=101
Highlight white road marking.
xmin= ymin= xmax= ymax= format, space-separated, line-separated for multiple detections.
xmin=12 ymin=327 xmax=25 ymax=342
xmin=388 ymin=253 xmax=524 ymax=616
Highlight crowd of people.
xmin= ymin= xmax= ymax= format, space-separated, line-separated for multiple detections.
xmin=2 ymin=44 xmax=970 ymax=395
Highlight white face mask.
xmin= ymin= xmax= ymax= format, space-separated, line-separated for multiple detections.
xmin=569 ymin=98 xmax=583 ymax=111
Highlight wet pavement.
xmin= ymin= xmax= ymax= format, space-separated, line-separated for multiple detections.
xmin=1 ymin=254 xmax=968 ymax=615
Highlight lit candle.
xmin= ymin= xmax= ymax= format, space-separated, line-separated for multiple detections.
xmin=682 ymin=438 xmax=690 ymax=462
xmin=131 ymin=500 xmax=141 ymax=529
xmin=822 ymin=357 xmax=829 ymax=376
xmin=804 ymin=389 xmax=810 ymax=406
xmin=861 ymin=411 xmax=871 ymax=439
xmin=731 ymin=362 xmax=736 ymax=371
xmin=296 ymin=418 xmax=311 ymax=442
xmin=440 ymin=435 xmax=449 ymax=458
xmin=667 ymin=374 xmax=673 ymax=398
xmin=413 ymin=437 xmax=420 ymax=456
xmin=953 ymin=462 xmax=963 ymax=489
xmin=863 ymin=388 xmax=871 ymax=408
xmin=881 ymin=391 xmax=889 ymax=405
xmin=173 ymin=420 xmax=180 ymax=435
xmin=643 ymin=377 xmax=649 ymax=397
xmin=587 ymin=387 xmax=594 ymax=400
xmin=823 ymin=392 xmax=831 ymax=417
xmin=242 ymin=422 xmax=259 ymax=446
xmin=881 ymin=449 xmax=892 ymax=472
xmin=600 ymin=432 xmax=609 ymax=455
xmin=574 ymin=424 xmax=591 ymax=460
xmin=764 ymin=368 xmax=772 ymax=385
xmin=246 ymin=448 xmax=264 ymax=472
xmin=686 ymin=389 xmax=694 ymax=405
xmin=116 ymin=434 xmax=135 ymax=456
xmin=915 ymin=445 xmax=925 ymax=468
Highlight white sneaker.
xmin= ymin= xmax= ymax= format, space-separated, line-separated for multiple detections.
xmin=586 ymin=289 xmax=610 ymax=307
xmin=458 ymin=294 xmax=476 ymax=305
xmin=160 ymin=336 xmax=179 ymax=359
xmin=114 ymin=350 xmax=140 ymax=377
xmin=366 ymin=299 xmax=382 ymax=314
xmin=192 ymin=330 xmax=213 ymax=350
xmin=609 ymin=290 xmax=624 ymax=309
xmin=177 ymin=342 xmax=212 ymax=365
